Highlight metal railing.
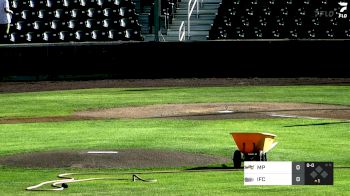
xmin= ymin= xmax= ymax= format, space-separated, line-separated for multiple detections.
xmin=163 ymin=4 xmax=175 ymax=30
xmin=188 ymin=0 xmax=199 ymax=39
xmin=179 ymin=21 xmax=186 ymax=41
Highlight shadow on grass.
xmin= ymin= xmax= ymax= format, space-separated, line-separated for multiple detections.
xmin=284 ymin=121 xmax=350 ymax=127
xmin=122 ymin=88 xmax=168 ymax=92
xmin=187 ymin=165 xmax=350 ymax=170
xmin=187 ymin=164 xmax=243 ymax=171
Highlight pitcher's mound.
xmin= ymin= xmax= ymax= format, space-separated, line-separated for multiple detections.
xmin=0 ymin=149 xmax=230 ymax=168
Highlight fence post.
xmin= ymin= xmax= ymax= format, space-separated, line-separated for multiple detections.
xmin=154 ymin=0 xmax=160 ymax=42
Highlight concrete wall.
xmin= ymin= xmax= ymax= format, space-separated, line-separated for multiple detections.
xmin=0 ymin=40 xmax=349 ymax=80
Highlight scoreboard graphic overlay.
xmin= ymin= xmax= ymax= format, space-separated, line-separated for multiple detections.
xmin=244 ymin=162 xmax=333 ymax=185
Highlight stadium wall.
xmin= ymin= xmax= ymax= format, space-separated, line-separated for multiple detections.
xmin=0 ymin=40 xmax=349 ymax=80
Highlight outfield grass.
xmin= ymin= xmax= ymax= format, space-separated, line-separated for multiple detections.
xmin=1 ymin=118 xmax=349 ymax=195
xmin=0 ymin=86 xmax=349 ymax=118
xmin=0 ymin=167 xmax=349 ymax=195
xmin=0 ymin=86 xmax=349 ymax=195
xmin=0 ymin=118 xmax=349 ymax=166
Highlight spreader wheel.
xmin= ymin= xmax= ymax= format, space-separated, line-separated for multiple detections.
xmin=233 ymin=150 xmax=242 ymax=168
xmin=263 ymin=153 xmax=267 ymax=161
xmin=259 ymin=151 xmax=267 ymax=161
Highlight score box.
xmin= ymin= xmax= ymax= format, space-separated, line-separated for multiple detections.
xmin=244 ymin=161 xmax=292 ymax=185
xmin=304 ymin=162 xmax=333 ymax=185
xmin=244 ymin=162 xmax=333 ymax=186
xmin=244 ymin=173 xmax=292 ymax=185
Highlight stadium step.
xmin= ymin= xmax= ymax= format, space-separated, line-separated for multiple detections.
xmin=163 ymin=35 xmax=208 ymax=41
xmin=164 ymin=0 xmax=219 ymax=42
xmin=171 ymin=19 xmax=213 ymax=25
xmin=175 ymin=9 xmax=217 ymax=15
xmin=168 ymin=25 xmax=211 ymax=31
xmin=167 ymin=30 xmax=208 ymax=36
xmin=140 ymin=0 xmax=220 ymax=41
xmin=177 ymin=3 xmax=220 ymax=9
xmin=179 ymin=0 xmax=221 ymax=4
xmin=139 ymin=13 xmax=151 ymax=34
xmin=171 ymin=14 xmax=216 ymax=20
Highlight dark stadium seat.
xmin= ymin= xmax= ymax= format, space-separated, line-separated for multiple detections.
xmin=102 ymin=19 xmax=120 ymax=29
xmin=7 ymin=0 xmax=143 ymax=43
xmin=253 ymin=27 xmax=263 ymax=38
xmin=42 ymin=31 xmax=59 ymax=42
xmin=58 ymin=31 xmax=74 ymax=41
xmin=86 ymin=0 xmax=100 ymax=8
xmin=78 ymin=0 xmax=87 ymax=7
xmin=85 ymin=19 xmax=101 ymax=29
xmin=25 ymin=32 xmax=42 ymax=42
xmin=209 ymin=0 xmax=350 ymax=40
xmin=125 ymin=28 xmax=142 ymax=41
xmin=28 ymin=0 xmax=38 ymax=9
xmin=33 ymin=21 xmax=50 ymax=32
xmin=46 ymin=0 xmax=63 ymax=9
xmin=50 ymin=20 xmax=66 ymax=31
xmin=118 ymin=6 xmax=136 ymax=18
xmin=54 ymin=8 xmax=70 ymax=20
xmin=11 ymin=11 xmax=22 ymax=22
xmin=62 ymin=0 xmax=80 ymax=8
xmin=87 ymin=8 xmax=103 ymax=18
xmin=0 ymin=34 xmax=11 ymax=44
xmin=74 ymin=30 xmax=90 ymax=41
xmin=115 ymin=0 xmax=134 ymax=8
xmin=91 ymin=29 xmax=108 ymax=40
xmin=345 ymin=29 xmax=350 ymax=38
xmin=306 ymin=29 xmax=316 ymax=38
xmin=102 ymin=8 xmax=119 ymax=18
xmin=14 ymin=21 xmax=31 ymax=32
xmin=67 ymin=19 xmax=85 ymax=31
xmin=9 ymin=32 xmax=26 ymax=43
xmin=37 ymin=9 xmax=54 ymax=21
xmin=70 ymin=8 xmax=86 ymax=19
xmin=119 ymin=18 xmax=140 ymax=30
xmin=21 ymin=10 xmax=36 ymax=20
xmin=96 ymin=0 xmax=105 ymax=7
xmin=108 ymin=29 xmax=125 ymax=40
xmin=10 ymin=0 xmax=27 ymax=11
xmin=99 ymin=0 xmax=120 ymax=9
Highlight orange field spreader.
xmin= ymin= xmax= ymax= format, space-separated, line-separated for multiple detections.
xmin=230 ymin=132 xmax=278 ymax=168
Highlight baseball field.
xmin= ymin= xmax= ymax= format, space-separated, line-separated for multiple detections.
xmin=0 ymin=79 xmax=349 ymax=195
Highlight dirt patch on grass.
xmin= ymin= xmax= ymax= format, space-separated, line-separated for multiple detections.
xmin=1 ymin=78 xmax=350 ymax=93
xmin=265 ymin=109 xmax=350 ymax=120
xmin=0 ymin=116 xmax=102 ymax=124
xmin=0 ymin=149 xmax=230 ymax=168
xmin=1 ymin=102 xmax=349 ymax=124
xmin=74 ymin=102 xmax=350 ymax=120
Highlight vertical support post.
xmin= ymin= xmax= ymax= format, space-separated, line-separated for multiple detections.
xmin=196 ymin=0 xmax=199 ymax=18
xmin=154 ymin=0 xmax=160 ymax=42
xmin=188 ymin=3 xmax=190 ymax=39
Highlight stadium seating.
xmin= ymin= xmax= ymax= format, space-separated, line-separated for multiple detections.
xmin=208 ymin=0 xmax=350 ymax=39
xmin=2 ymin=0 xmax=143 ymax=43
xmin=148 ymin=0 xmax=176 ymax=32
xmin=3 ymin=0 xmax=349 ymax=43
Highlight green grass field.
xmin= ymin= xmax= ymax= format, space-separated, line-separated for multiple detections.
xmin=1 ymin=86 xmax=349 ymax=118
xmin=0 ymin=86 xmax=349 ymax=195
